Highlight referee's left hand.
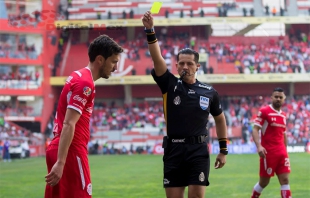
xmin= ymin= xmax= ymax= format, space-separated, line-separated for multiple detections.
xmin=214 ymin=153 xmax=226 ymax=169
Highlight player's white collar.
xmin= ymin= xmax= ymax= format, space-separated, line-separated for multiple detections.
xmin=269 ymin=104 xmax=282 ymax=114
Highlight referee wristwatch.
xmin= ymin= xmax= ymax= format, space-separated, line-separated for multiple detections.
xmin=220 ymin=150 xmax=228 ymax=155
xmin=144 ymin=27 xmax=155 ymax=33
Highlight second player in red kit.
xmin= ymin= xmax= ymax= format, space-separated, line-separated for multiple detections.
xmin=251 ymin=87 xmax=292 ymax=198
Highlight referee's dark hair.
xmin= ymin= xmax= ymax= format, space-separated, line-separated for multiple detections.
xmin=273 ymin=87 xmax=284 ymax=93
xmin=177 ymin=48 xmax=199 ymax=63
xmin=88 ymin=34 xmax=123 ymax=62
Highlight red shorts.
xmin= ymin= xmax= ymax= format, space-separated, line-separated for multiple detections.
xmin=45 ymin=145 xmax=92 ymax=198
xmin=259 ymin=152 xmax=290 ymax=177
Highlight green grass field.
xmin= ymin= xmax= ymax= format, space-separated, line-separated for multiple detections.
xmin=0 ymin=153 xmax=309 ymax=198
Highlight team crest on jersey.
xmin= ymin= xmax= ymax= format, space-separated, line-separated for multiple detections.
xmin=173 ymin=96 xmax=181 ymax=105
xmin=83 ymin=87 xmax=92 ymax=97
xmin=199 ymin=172 xmax=205 ymax=182
xmin=200 ymin=96 xmax=209 ymax=110
xmin=267 ymin=168 xmax=272 ymax=175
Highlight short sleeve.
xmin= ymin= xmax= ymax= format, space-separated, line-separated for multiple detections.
xmin=67 ymin=80 xmax=94 ymax=114
xmin=210 ymin=90 xmax=223 ymax=117
xmin=151 ymin=69 xmax=175 ymax=94
xmin=254 ymin=108 xmax=266 ymax=128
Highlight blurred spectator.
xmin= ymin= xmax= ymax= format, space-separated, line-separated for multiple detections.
xmin=129 ymin=9 xmax=134 ymax=19
xmin=165 ymin=9 xmax=169 ymax=18
xmin=122 ymin=10 xmax=127 ymax=19
xmin=280 ymin=7 xmax=284 ymax=16
xmin=272 ymin=7 xmax=277 ymax=16
xmin=200 ymin=9 xmax=204 ymax=17
xmin=180 ymin=9 xmax=184 ymax=18
xmin=265 ymin=5 xmax=269 ymax=15
xmin=250 ymin=8 xmax=254 ymax=16
xmin=3 ymin=138 xmax=11 ymax=162
xmin=242 ymin=8 xmax=247 ymax=17
xmin=97 ymin=12 xmax=101 ymax=19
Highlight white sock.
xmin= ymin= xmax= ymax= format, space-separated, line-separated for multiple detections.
xmin=254 ymin=182 xmax=264 ymax=193
xmin=281 ymin=184 xmax=290 ymax=190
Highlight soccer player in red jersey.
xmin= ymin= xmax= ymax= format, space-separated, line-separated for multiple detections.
xmin=251 ymin=87 xmax=292 ymax=198
xmin=44 ymin=34 xmax=123 ymax=198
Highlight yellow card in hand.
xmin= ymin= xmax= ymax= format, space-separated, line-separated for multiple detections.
xmin=150 ymin=2 xmax=162 ymax=14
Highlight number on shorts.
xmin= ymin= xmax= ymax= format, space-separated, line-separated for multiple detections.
xmin=284 ymin=158 xmax=290 ymax=167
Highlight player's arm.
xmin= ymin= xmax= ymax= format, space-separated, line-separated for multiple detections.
xmin=213 ymin=112 xmax=228 ymax=169
xmin=45 ymin=108 xmax=81 ymax=186
xmin=283 ymin=132 xmax=288 ymax=150
xmin=142 ymin=11 xmax=167 ymax=76
xmin=252 ymin=125 xmax=267 ymax=158
xmin=252 ymin=125 xmax=261 ymax=149
xmin=57 ymin=108 xmax=81 ymax=165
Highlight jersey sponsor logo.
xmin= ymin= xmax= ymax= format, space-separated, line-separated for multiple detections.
xmin=200 ymin=96 xmax=209 ymax=110
xmin=163 ymin=178 xmax=170 ymax=184
xmin=172 ymin=138 xmax=185 ymax=143
xmin=83 ymin=86 xmax=92 ymax=97
xmin=188 ymin=89 xmax=195 ymax=94
xmin=173 ymin=96 xmax=181 ymax=105
xmin=73 ymin=95 xmax=87 ymax=106
xmin=87 ymin=183 xmax=92 ymax=195
xmin=270 ymin=123 xmax=286 ymax=128
xmin=198 ymin=84 xmax=212 ymax=90
xmin=199 ymin=172 xmax=205 ymax=182
xmin=66 ymin=76 xmax=73 ymax=83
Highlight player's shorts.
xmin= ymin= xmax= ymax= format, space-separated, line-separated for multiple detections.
xmin=45 ymin=144 xmax=92 ymax=198
xmin=259 ymin=152 xmax=290 ymax=177
xmin=163 ymin=137 xmax=210 ymax=188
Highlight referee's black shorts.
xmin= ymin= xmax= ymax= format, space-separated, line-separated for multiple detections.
xmin=163 ymin=141 xmax=210 ymax=188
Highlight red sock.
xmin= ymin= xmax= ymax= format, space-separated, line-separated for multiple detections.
xmin=281 ymin=189 xmax=292 ymax=198
xmin=251 ymin=190 xmax=261 ymax=198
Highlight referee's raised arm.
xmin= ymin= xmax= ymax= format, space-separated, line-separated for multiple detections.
xmin=142 ymin=11 xmax=167 ymax=77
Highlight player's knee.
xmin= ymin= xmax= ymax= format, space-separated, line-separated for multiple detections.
xmin=259 ymin=179 xmax=270 ymax=188
xmin=280 ymin=177 xmax=289 ymax=185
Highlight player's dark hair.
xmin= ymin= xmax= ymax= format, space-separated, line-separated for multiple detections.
xmin=88 ymin=34 xmax=123 ymax=62
xmin=177 ymin=48 xmax=199 ymax=63
xmin=273 ymin=87 xmax=284 ymax=93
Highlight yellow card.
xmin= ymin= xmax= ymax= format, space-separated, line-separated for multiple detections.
xmin=150 ymin=2 xmax=162 ymax=14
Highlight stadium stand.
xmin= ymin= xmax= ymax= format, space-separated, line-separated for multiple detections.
xmin=0 ymin=0 xmax=309 ymax=157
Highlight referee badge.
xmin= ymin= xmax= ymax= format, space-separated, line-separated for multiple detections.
xmin=199 ymin=172 xmax=205 ymax=182
xmin=199 ymin=96 xmax=209 ymax=110
xmin=173 ymin=96 xmax=181 ymax=105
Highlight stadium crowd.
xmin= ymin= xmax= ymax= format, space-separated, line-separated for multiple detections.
xmin=210 ymin=33 xmax=310 ymax=74
xmin=0 ymin=34 xmax=39 ymax=60
xmin=88 ymin=95 xmax=310 ymax=145
xmin=0 ymin=101 xmax=35 ymax=117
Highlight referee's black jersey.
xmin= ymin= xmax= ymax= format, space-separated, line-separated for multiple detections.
xmin=152 ymin=69 xmax=223 ymax=137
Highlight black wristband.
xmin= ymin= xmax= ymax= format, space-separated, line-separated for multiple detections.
xmin=218 ymin=138 xmax=228 ymax=155
xmin=146 ymin=32 xmax=157 ymax=44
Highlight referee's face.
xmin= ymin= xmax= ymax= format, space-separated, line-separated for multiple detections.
xmin=176 ymin=54 xmax=199 ymax=79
